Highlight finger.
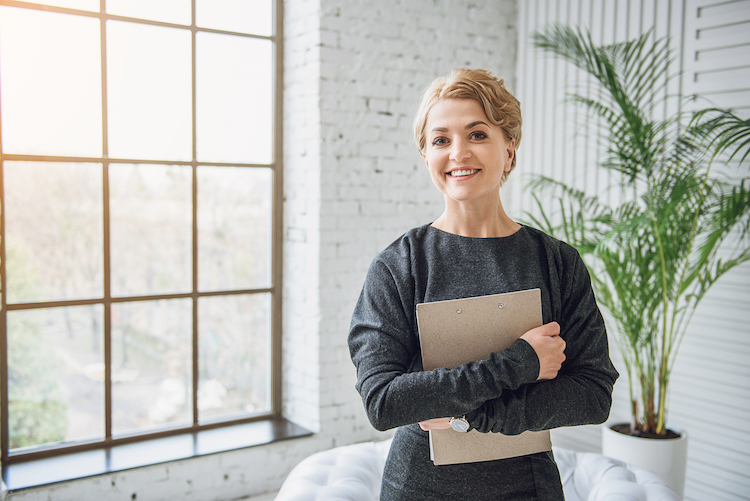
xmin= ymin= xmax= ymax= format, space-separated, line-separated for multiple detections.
xmin=542 ymin=322 xmax=561 ymax=336
xmin=528 ymin=323 xmax=559 ymax=339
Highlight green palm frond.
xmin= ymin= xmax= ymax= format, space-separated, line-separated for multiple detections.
xmin=690 ymin=108 xmax=750 ymax=165
xmin=683 ymin=179 xmax=750 ymax=296
xmin=527 ymin=24 xmax=750 ymax=436
xmin=525 ymin=176 xmax=612 ymax=252
xmin=533 ymin=24 xmax=683 ymax=185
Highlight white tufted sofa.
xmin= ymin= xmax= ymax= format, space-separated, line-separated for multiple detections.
xmin=274 ymin=439 xmax=680 ymax=501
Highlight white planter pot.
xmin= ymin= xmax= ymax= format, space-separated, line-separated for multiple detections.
xmin=602 ymin=424 xmax=688 ymax=498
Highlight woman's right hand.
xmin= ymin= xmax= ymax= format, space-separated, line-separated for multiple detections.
xmin=520 ymin=322 xmax=566 ymax=380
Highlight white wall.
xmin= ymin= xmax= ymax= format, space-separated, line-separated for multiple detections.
xmin=513 ymin=1 xmax=750 ymax=500
xmin=283 ymin=0 xmax=518 ymax=442
xmin=5 ymin=1 xmax=519 ymax=499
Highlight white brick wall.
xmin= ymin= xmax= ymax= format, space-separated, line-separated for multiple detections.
xmin=281 ymin=0 xmax=324 ymax=435
xmin=306 ymin=0 xmax=519 ymax=448
xmin=284 ymin=0 xmax=519 ymax=450
xmin=6 ymin=1 xmax=518 ymax=499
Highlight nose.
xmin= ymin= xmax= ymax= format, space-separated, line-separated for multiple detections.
xmin=449 ymin=138 xmax=471 ymax=162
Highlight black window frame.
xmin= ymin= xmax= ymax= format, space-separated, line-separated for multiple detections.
xmin=0 ymin=0 xmax=285 ymax=467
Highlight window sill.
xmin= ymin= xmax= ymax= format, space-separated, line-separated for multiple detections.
xmin=2 ymin=418 xmax=312 ymax=492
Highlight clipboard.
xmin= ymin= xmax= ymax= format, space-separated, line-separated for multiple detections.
xmin=416 ymin=288 xmax=552 ymax=465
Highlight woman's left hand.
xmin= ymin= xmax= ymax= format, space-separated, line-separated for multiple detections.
xmin=418 ymin=417 xmax=452 ymax=431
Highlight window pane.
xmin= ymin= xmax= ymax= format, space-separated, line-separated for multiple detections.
xmin=4 ymin=162 xmax=103 ymax=303
xmin=106 ymin=0 xmax=191 ymax=26
xmin=0 ymin=7 xmax=102 ymax=156
xmin=107 ymin=21 xmax=192 ymax=161
xmin=8 ymin=305 xmax=105 ymax=451
xmin=196 ymin=33 xmax=273 ymax=164
xmin=111 ymin=299 xmax=193 ymax=435
xmin=110 ymin=164 xmax=192 ymax=297
xmin=198 ymin=294 xmax=270 ymax=422
xmin=198 ymin=167 xmax=272 ymax=291
xmin=196 ymin=0 xmax=272 ymax=37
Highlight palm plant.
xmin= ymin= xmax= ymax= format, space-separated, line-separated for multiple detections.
xmin=526 ymin=24 xmax=750 ymax=437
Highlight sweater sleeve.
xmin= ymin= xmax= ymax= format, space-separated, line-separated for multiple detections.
xmin=348 ymin=252 xmax=540 ymax=432
xmin=468 ymin=247 xmax=619 ymax=434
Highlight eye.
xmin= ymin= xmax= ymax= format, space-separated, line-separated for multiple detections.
xmin=431 ymin=136 xmax=448 ymax=146
xmin=470 ymin=131 xmax=488 ymax=140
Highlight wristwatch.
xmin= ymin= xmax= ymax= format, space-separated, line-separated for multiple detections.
xmin=449 ymin=416 xmax=470 ymax=433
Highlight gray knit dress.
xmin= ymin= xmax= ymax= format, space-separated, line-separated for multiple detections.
xmin=348 ymin=224 xmax=619 ymax=501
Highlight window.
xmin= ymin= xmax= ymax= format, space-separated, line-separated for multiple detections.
xmin=0 ymin=0 xmax=281 ymax=465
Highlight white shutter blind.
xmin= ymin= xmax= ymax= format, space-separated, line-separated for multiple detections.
xmin=514 ymin=1 xmax=750 ymax=499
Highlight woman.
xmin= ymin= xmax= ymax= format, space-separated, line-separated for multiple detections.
xmin=348 ymin=68 xmax=619 ymax=500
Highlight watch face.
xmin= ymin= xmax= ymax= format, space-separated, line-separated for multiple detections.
xmin=450 ymin=417 xmax=470 ymax=433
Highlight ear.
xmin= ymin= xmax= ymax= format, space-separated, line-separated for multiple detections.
xmin=422 ymin=152 xmax=429 ymax=168
xmin=504 ymin=139 xmax=515 ymax=172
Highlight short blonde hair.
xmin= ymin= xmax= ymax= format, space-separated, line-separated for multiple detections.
xmin=413 ymin=68 xmax=522 ymax=183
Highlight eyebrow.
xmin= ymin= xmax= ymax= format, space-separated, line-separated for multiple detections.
xmin=430 ymin=121 xmax=490 ymax=133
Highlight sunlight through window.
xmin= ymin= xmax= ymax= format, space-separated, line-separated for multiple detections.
xmin=0 ymin=0 xmax=278 ymax=461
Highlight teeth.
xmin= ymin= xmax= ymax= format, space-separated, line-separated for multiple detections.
xmin=449 ymin=169 xmax=479 ymax=177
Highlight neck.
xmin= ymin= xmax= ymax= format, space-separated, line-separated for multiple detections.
xmin=432 ymin=196 xmax=520 ymax=238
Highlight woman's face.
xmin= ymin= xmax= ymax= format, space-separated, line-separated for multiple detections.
xmin=422 ymin=98 xmax=514 ymax=206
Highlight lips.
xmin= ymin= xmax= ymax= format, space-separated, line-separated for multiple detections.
xmin=448 ymin=169 xmax=480 ymax=177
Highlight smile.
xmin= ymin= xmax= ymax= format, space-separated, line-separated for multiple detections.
xmin=448 ymin=169 xmax=479 ymax=177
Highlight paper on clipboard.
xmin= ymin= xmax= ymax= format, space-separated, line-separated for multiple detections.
xmin=416 ymin=288 xmax=552 ymax=465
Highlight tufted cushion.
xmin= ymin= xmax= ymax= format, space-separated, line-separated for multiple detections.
xmin=553 ymin=448 xmax=680 ymax=501
xmin=275 ymin=439 xmax=679 ymax=501
xmin=275 ymin=440 xmax=391 ymax=501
